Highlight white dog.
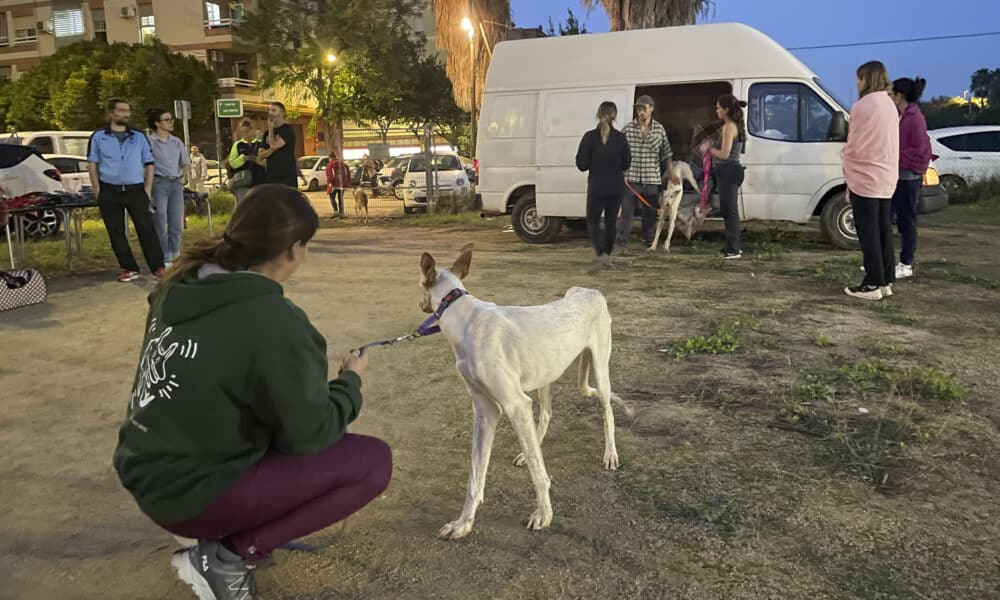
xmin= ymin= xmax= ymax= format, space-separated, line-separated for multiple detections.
xmin=648 ymin=160 xmax=700 ymax=252
xmin=419 ymin=244 xmax=633 ymax=540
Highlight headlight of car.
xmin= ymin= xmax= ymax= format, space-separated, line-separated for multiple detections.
xmin=456 ymin=178 xmax=466 ymax=186
xmin=409 ymin=179 xmax=417 ymax=187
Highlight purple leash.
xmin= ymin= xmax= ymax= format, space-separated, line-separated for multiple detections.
xmin=355 ymin=288 xmax=467 ymax=353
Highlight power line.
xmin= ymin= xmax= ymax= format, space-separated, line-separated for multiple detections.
xmin=788 ymin=31 xmax=1000 ymax=51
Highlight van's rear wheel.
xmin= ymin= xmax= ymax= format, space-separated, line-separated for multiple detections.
xmin=511 ymin=192 xmax=562 ymax=244
xmin=820 ymin=191 xmax=859 ymax=250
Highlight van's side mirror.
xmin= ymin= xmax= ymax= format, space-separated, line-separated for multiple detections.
xmin=828 ymin=112 xmax=848 ymax=142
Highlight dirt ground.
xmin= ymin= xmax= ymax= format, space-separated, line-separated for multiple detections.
xmin=2 ymin=210 xmax=998 ymax=600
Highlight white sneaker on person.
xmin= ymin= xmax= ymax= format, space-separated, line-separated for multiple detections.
xmin=895 ymin=263 xmax=914 ymax=279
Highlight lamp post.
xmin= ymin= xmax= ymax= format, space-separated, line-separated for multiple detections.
xmin=461 ymin=17 xmax=476 ymax=158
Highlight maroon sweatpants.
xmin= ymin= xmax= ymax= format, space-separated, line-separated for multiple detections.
xmin=158 ymin=434 xmax=392 ymax=560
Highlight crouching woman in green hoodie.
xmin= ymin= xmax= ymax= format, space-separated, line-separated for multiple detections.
xmin=113 ymin=184 xmax=391 ymax=600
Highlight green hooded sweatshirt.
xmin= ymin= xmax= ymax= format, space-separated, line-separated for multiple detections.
xmin=113 ymin=267 xmax=363 ymax=524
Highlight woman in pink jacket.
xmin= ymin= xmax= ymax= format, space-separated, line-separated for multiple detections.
xmin=889 ymin=77 xmax=931 ymax=279
xmin=842 ymin=61 xmax=900 ymax=301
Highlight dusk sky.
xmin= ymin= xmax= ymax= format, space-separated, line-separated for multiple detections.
xmin=508 ymin=0 xmax=1000 ymax=106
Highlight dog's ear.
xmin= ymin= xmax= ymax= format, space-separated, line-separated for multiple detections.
xmin=452 ymin=243 xmax=473 ymax=280
xmin=421 ymin=252 xmax=437 ymax=285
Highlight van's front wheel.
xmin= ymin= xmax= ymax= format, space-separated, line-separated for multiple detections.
xmin=511 ymin=193 xmax=562 ymax=244
xmin=820 ymin=191 xmax=859 ymax=250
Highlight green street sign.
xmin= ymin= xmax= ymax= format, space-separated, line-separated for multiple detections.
xmin=216 ymin=99 xmax=244 ymax=118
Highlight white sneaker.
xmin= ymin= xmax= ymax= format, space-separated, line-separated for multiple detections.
xmin=881 ymin=285 xmax=893 ymax=297
xmin=895 ymin=263 xmax=913 ymax=279
xmin=844 ymin=285 xmax=883 ymax=301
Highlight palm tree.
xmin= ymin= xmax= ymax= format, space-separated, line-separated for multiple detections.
xmin=433 ymin=0 xmax=511 ymax=112
xmin=580 ymin=0 xmax=713 ymax=30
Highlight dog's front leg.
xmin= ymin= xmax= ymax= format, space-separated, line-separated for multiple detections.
xmin=439 ymin=396 xmax=500 ymax=540
xmin=648 ymin=195 xmax=668 ymax=251
xmin=506 ymin=395 xmax=553 ymax=531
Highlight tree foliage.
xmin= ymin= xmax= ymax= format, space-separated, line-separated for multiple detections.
xmin=0 ymin=40 xmax=218 ymax=131
xmin=580 ymin=0 xmax=713 ymax=30
xmin=547 ymin=8 xmax=589 ymax=36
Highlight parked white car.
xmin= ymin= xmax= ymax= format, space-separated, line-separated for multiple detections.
xmin=44 ymin=154 xmax=92 ymax=193
xmin=928 ymin=126 xmax=1000 ymax=195
xmin=1 ymin=144 xmax=66 ymax=239
xmin=4 ymin=130 xmax=94 ymax=156
xmin=297 ymin=155 xmax=330 ymax=192
xmin=397 ymin=152 xmax=472 ymax=214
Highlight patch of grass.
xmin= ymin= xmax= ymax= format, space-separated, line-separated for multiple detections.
xmin=936 ymin=178 xmax=1000 ymax=223
xmin=940 ymin=270 xmax=1000 ymax=290
xmin=812 ymin=334 xmax=835 ymax=348
xmin=706 ymin=254 xmax=744 ymax=272
xmin=896 ymin=365 xmax=967 ymax=405
xmin=871 ymin=341 xmax=911 ymax=357
xmin=743 ymin=226 xmax=819 ymax=248
xmin=1 ymin=215 xmax=227 ymax=278
xmin=799 ymin=254 xmax=862 ymax=285
xmin=661 ymin=315 xmax=763 ymax=358
xmin=751 ymin=241 xmax=785 ymax=263
xmin=830 ymin=409 xmax=925 ymax=493
xmin=870 ymin=301 xmax=920 ymax=326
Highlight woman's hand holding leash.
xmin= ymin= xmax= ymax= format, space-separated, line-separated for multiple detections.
xmin=340 ymin=348 xmax=369 ymax=377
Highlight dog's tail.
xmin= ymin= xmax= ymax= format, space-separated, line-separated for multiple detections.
xmin=579 ymin=349 xmax=635 ymax=417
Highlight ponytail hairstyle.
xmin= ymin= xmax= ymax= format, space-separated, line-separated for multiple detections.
xmin=596 ymin=101 xmax=618 ymax=144
xmin=892 ymin=77 xmax=927 ymax=104
xmin=716 ymin=94 xmax=748 ymax=141
xmin=146 ymin=108 xmax=170 ymax=131
xmin=165 ymin=184 xmax=319 ymax=280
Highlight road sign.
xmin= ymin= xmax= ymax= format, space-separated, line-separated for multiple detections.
xmin=173 ymin=99 xmax=191 ymax=120
xmin=216 ymin=99 xmax=243 ymax=118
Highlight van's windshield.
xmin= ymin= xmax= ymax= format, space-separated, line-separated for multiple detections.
xmin=814 ymin=78 xmax=850 ymax=112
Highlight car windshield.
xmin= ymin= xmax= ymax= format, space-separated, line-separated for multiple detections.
xmin=297 ymin=157 xmax=319 ymax=169
xmin=409 ymin=155 xmax=461 ymax=172
xmin=63 ymin=138 xmax=90 ymax=157
xmin=814 ymin=77 xmax=849 ymax=112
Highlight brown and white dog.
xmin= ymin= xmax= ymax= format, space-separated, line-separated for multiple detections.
xmin=419 ymin=244 xmax=633 ymax=540
xmin=353 ymin=186 xmax=369 ymax=223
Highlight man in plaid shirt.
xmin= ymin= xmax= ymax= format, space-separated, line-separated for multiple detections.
xmin=617 ymin=95 xmax=680 ymax=251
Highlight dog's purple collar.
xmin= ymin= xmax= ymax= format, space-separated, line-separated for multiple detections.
xmin=357 ymin=288 xmax=467 ymax=352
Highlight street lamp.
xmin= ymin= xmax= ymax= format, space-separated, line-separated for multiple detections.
xmin=326 ymin=52 xmax=336 ymax=64
xmin=461 ymin=18 xmax=476 ymax=157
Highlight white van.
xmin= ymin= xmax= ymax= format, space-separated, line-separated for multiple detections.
xmin=477 ymin=23 xmax=943 ymax=248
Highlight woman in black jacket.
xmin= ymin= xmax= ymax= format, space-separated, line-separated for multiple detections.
xmin=576 ymin=101 xmax=631 ymax=268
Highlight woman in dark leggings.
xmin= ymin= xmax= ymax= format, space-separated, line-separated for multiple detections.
xmin=576 ymin=101 xmax=632 ymax=268
xmin=113 ymin=185 xmax=391 ymax=600
xmin=707 ymin=94 xmax=747 ymax=259
xmin=889 ymin=77 xmax=931 ymax=279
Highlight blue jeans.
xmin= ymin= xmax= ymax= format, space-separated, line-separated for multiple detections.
xmin=151 ymin=178 xmax=184 ymax=262
xmin=892 ymin=178 xmax=921 ymax=266
xmin=329 ymin=189 xmax=345 ymax=215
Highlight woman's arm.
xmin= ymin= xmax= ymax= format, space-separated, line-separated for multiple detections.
xmin=621 ymin=136 xmax=632 ymax=171
xmin=710 ymin=123 xmax=737 ymax=160
xmin=575 ymin=131 xmax=592 ymax=172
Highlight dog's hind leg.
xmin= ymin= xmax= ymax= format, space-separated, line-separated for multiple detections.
xmin=439 ymin=394 xmax=500 ymax=540
xmin=648 ymin=195 xmax=668 ymax=251
xmin=504 ymin=391 xmax=553 ymax=531
xmin=513 ymin=384 xmax=552 ymax=467
xmin=664 ymin=191 xmax=682 ymax=253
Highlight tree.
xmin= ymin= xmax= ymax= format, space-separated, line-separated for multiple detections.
xmin=434 ymin=0 xmax=512 ymax=113
xmin=547 ymin=8 xmax=588 ymax=36
xmin=971 ymin=68 xmax=1000 ymax=107
xmin=579 ymin=0 xmax=713 ymax=30
xmin=237 ymin=0 xmax=424 ymax=153
xmin=2 ymin=40 xmax=218 ymax=131
xmin=401 ymin=54 xmax=470 ymax=154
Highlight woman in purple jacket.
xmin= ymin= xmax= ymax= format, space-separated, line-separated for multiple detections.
xmin=889 ymin=77 xmax=931 ymax=279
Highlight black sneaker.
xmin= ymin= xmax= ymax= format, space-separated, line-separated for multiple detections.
xmin=844 ymin=285 xmax=884 ymax=301
xmin=172 ymin=540 xmax=258 ymax=600
xmin=723 ymin=250 xmax=742 ymax=260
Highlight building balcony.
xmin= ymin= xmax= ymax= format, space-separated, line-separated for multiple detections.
xmin=13 ymin=34 xmax=38 ymax=45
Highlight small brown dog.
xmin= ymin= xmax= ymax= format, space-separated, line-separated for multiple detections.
xmin=353 ymin=187 xmax=369 ymax=223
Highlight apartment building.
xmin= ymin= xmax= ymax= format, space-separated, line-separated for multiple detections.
xmin=0 ymin=0 xmax=441 ymax=157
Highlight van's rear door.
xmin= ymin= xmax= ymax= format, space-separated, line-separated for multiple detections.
xmin=536 ymin=86 xmax=632 ymax=218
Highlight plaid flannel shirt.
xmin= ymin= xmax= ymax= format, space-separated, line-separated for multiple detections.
xmin=623 ymin=120 xmax=672 ymax=185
